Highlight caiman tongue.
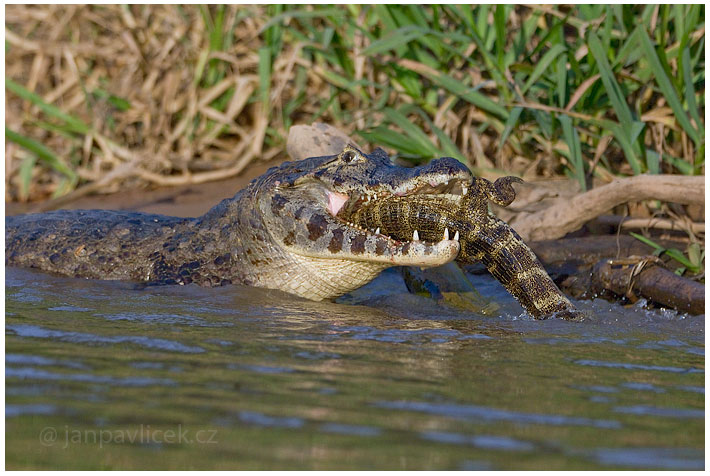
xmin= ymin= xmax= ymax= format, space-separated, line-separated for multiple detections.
xmin=326 ymin=191 xmax=350 ymax=216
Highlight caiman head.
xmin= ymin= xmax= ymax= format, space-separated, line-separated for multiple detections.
xmin=254 ymin=145 xmax=473 ymax=300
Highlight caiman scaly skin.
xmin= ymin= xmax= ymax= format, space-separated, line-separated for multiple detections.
xmin=6 ymin=146 xmax=469 ymax=300
xmin=341 ymin=176 xmax=581 ymax=320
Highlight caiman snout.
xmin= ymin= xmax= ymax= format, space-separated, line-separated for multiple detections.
xmin=412 ymin=156 xmax=472 ymax=180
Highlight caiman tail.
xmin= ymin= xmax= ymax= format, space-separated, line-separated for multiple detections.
xmin=343 ymin=176 xmax=580 ymax=320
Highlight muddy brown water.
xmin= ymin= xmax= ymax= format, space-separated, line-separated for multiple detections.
xmin=5 ymin=263 xmax=704 ymax=470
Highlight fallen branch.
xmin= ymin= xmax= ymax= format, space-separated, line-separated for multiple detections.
xmin=590 ymin=257 xmax=704 ymax=315
xmin=511 ymin=175 xmax=705 ymax=241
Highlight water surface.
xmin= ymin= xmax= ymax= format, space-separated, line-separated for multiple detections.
xmin=5 ymin=267 xmax=704 ymax=470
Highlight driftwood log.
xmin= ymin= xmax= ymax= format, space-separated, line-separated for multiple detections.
xmin=590 ymin=257 xmax=704 ymax=315
xmin=595 ymin=215 xmax=704 ymax=235
xmin=511 ymin=175 xmax=704 ymax=241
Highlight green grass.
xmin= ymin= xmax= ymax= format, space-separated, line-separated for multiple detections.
xmin=5 ymin=78 xmax=83 ymax=196
xmin=264 ymin=4 xmax=704 ymax=185
xmin=631 ymin=232 xmax=704 ymax=276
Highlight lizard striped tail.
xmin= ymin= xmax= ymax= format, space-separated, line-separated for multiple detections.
xmin=459 ymin=213 xmax=578 ymax=319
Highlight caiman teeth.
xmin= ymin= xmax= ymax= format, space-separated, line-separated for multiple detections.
xmin=375 ymin=227 xmax=380 ymax=235
xmin=413 ymin=230 xmax=420 ymax=241
xmin=444 ymin=227 xmax=450 ymax=240
xmin=462 ymin=185 xmax=468 ymax=195
xmin=454 ymin=230 xmax=460 ymax=241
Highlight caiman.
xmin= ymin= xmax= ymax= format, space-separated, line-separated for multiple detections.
xmin=6 ymin=145 xmax=579 ymax=319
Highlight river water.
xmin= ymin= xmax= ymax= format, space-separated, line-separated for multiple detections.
xmin=5 ymin=266 xmax=704 ymax=470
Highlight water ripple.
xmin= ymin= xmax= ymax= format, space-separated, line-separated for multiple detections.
xmin=525 ymin=336 xmax=629 ymax=345
xmin=334 ymin=326 xmax=461 ymax=343
xmin=6 ymin=403 xmax=58 ymax=417
xmin=6 ymin=324 xmax=205 ymax=354
xmin=620 ymin=382 xmax=665 ymax=393
xmin=375 ymin=400 xmax=621 ymax=429
xmin=675 ymin=385 xmax=704 ymax=394
xmin=48 ymin=305 xmax=92 ymax=312
xmin=591 ymin=447 xmax=704 ymax=470
xmin=96 ymin=312 xmax=202 ymax=324
xmin=6 ymin=366 xmax=175 ymax=387
xmin=234 ymin=364 xmax=295 ymax=374
xmin=6 ymin=353 xmax=88 ymax=369
xmin=238 ymin=411 xmax=304 ymax=428
xmin=574 ymin=385 xmax=618 ymax=394
xmin=319 ymin=422 xmax=381 ymax=437
xmin=613 ymin=405 xmax=704 ymax=419
xmin=574 ymin=359 xmax=702 ymax=374
xmin=421 ymin=430 xmax=534 ymax=451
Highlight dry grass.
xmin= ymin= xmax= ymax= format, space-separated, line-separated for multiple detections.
xmin=6 ymin=5 xmax=275 ymax=201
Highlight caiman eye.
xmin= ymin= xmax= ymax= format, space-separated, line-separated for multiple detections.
xmin=342 ymin=150 xmax=356 ymax=163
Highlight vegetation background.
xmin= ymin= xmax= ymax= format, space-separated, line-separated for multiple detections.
xmin=6 ymin=5 xmax=704 ymax=199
